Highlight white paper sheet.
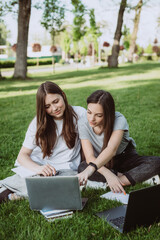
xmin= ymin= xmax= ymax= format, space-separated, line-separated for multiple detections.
xmin=100 ymin=191 xmax=129 ymax=204
xmin=11 ymin=166 xmax=36 ymax=178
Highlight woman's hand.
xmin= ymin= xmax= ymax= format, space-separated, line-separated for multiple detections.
xmin=37 ymin=164 xmax=56 ymax=176
xmin=105 ymin=171 xmax=125 ymax=194
xmin=77 ymin=165 xmax=95 ymax=185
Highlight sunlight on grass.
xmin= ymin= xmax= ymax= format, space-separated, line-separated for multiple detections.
xmin=0 ymin=82 xmax=41 ymax=89
xmin=0 ymin=64 xmax=159 ymax=98
xmin=0 ymin=89 xmax=37 ymax=98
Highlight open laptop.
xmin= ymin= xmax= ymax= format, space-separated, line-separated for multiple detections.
xmin=25 ymin=176 xmax=88 ymax=211
xmin=96 ymin=184 xmax=160 ymax=233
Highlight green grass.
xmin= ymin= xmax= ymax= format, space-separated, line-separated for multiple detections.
xmin=0 ymin=62 xmax=160 ymax=239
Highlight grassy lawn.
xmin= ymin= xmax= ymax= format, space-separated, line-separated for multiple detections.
xmin=0 ymin=61 xmax=160 ymax=239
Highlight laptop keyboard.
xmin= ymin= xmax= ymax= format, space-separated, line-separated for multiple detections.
xmin=110 ymin=216 xmax=125 ymax=228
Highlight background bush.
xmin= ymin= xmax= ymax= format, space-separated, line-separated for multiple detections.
xmin=0 ymin=56 xmax=62 ymax=68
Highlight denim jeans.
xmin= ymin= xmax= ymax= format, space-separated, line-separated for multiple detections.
xmin=78 ymin=143 xmax=160 ymax=186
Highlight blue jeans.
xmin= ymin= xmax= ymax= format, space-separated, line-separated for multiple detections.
xmin=78 ymin=143 xmax=160 ymax=186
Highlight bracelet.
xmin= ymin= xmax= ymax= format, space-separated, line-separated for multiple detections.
xmin=89 ymin=162 xmax=98 ymax=172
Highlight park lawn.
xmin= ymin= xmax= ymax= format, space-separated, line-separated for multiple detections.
xmin=0 ymin=61 xmax=160 ymax=240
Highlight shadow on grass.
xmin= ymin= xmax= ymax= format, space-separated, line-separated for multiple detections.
xmin=0 ymin=78 xmax=159 ymax=111
xmin=0 ymin=62 xmax=160 ymax=93
xmin=33 ymin=61 xmax=160 ymax=81
xmin=0 ymin=85 xmax=40 ymax=93
xmin=32 ymin=61 xmax=160 ymax=83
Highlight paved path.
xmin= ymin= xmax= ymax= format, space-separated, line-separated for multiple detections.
xmin=1 ymin=63 xmax=105 ymax=77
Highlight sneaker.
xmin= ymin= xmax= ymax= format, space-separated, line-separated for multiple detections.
xmin=8 ymin=193 xmax=23 ymax=201
xmin=143 ymin=175 xmax=160 ymax=186
xmin=85 ymin=180 xmax=107 ymax=190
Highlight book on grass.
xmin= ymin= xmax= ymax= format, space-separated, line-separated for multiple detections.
xmin=47 ymin=214 xmax=73 ymax=222
xmin=100 ymin=191 xmax=129 ymax=204
xmin=40 ymin=209 xmax=73 ymax=221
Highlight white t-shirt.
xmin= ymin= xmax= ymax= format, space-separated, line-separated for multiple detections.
xmin=15 ymin=106 xmax=86 ymax=171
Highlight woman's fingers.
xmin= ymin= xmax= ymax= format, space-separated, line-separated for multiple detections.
xmin=42 ymin=168 xmax=51 ymax=176
xmin=108 ymin=177 xmax=125 ymax=194
xmin=46 ymin=164 xmax=56 ymax=175
xmin=77 ymin=173 xmax=87 ymax=186
xmin=39 ymin=164 xmax=56 ymax=176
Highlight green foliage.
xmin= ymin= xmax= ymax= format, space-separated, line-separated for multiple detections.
xmin=144 ymin=44 xmax=153 ymax=54
xmin=41 ymin=0 xmax=65 ymax=44
xmin=122 ymin=25 xmax=131 ymax=50
xmin=71 ymin=0 xmax=86 ymax=54
xmin=0 ymin=62 xmax=160 ymax=239
xmin=0 ymin=60 xmax=15 ymax=68
xmin=0 ymin=20 xmax=10 ymax=45
xmin=89 ymin=8 xmax=101 ymax=39
xmin=0 ymin=0 xmax=18 ymax=17
xmin=79 ymin=37 xmax=88 ymax=56
xmin=60 ymin=30 xmax=71 ymax=54
xmin=136 ymin=44 xmax=144 ymax=55
xmin=59 ymin=59 xmax=65 ymax=64
xmin=85 ymin=9 xmax=102 ymax=56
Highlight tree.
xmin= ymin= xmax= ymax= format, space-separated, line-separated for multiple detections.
xmin=152 ymin=38 xmax=160 ymax=56
xmin=128 ymin=0 xmax=143 ymax=62
xmin=13 ymin=0 xmax=31 ymax=79
xmin=108 ymin=0 xmax=127 ymax=68
xmin=122 ymin=25 xmax=131 ymax=50
xmin=41 ymin=0 xmax=65 ymax=45
xmin=60 ymin=29 xmax=71 ymax=61
xmin=136 ymin=44 xmax=144 ymax=56
xmin=79 ymin=36 xmax=88 ymax=61
xmin=144 ymin=43 xmax=153 ymax=54
xmin=0 ymin=20 xmax=10 ymax=45
xmin=86 ymin=9 xmax=102 ymax=63
xmin=71 ymin=0 xmax=86 ymax=59
xmin=0 ymin=0 xmax=14 ymax=79
xmin=41 ymin=0 xmax=65 ymax=72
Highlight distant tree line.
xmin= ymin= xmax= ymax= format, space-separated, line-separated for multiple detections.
xmin=0 ymin=0 xmax=160 ymax=79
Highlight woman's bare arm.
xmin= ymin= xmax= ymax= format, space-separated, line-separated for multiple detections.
xmin=78 ymin=130 xmax=125 ymax=193
xmin=17 ymin=146 xmax=56 ymax=176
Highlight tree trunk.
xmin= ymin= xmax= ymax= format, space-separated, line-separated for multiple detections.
xmin=108 ymin=0 xmax=127 ymax=68
xmin=13 ymin=0 xmax=31 ymax=79
xmin=92 ymin=42 xmax=95 ymax=65
xmin=98 ymin=40 xmax=101 ymax=64
xmin=128 ymin=0 xmax=143 ymax=62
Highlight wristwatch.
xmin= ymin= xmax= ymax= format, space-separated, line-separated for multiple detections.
xmin=89 ymin=162 xmax=98 ymax=172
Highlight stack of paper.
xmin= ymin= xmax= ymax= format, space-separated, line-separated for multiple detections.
xmin=100 ymin=191 xmax=129 ymax=204
xmin=40 ymin=209 xmax=73 ymax=222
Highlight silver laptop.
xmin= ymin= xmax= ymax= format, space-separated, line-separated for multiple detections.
xmin=96 ymin=184 xmax=160 ymax=233
xmin=25 ymin=176 xmax=88 ymax=211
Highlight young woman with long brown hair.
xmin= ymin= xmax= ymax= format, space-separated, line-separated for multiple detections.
xmin=77 ymin=90 xmax=160 ymax=193
xmin=0 ymin=81 xmax=86 ymax=203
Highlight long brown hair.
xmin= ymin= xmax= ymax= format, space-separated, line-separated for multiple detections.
xmin=36 ymin=81 xmax=78 ymax=158
xmin=87 ymin=90 xmax=115 ymax=168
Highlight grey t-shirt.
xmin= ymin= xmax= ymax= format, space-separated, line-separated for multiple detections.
xmin=78 ymin=111 xmax=136 ymax=157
